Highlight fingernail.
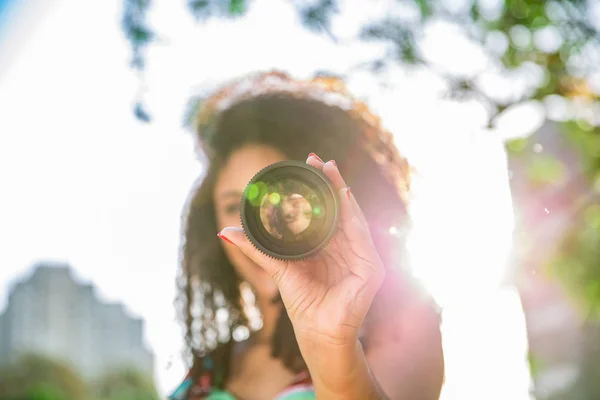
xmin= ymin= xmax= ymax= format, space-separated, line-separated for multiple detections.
xmin=308 ymin=153 xmax=323 ymax=162
xmin=328 ymin=160 xmax=337 ymax=167
xmin=346 ymin=187 xmax=351 ymax=200
xmin=217 ymin=232 xmax=235 ymax=245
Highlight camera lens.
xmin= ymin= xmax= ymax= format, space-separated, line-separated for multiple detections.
xmin=240 ymin=161 xmax=340 ymax=261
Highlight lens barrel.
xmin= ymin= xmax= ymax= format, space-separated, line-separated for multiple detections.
xmin=240 ymin=161 xmax=340 ymax=261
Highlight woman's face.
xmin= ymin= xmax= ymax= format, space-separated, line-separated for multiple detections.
xmin=213 ymin=144 xmax=288 ymax=300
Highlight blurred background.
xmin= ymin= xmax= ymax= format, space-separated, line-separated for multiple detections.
xmin=0 ymin=0 xmax=598 ymax=399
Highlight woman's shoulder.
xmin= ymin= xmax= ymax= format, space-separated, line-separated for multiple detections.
xmin=168 ymin=343 xmax=231 ymax=400
xmin=168 ymin=364 xmax=212 ymax=400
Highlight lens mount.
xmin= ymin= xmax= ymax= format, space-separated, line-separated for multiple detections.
xmin=240 ymin=161 xmax=340 ymax=261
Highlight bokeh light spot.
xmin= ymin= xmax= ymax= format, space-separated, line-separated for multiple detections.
xmin=269 ymin=192 xmax=281 ymax=205
xmin=247 ymin=184 xmax=259 ymax=201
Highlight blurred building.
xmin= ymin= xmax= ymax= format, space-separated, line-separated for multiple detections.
xmin=0 ymin=262 xmax=154 ymax=378
xmin=508 ymin=121 xmax=597 ymax=400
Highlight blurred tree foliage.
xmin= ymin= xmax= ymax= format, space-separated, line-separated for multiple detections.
xmin=0 ymin=354 xmax=90 ymax=400
xmin=121 ymin=0 xmax=599 ymax=312
xmin=548 ymin=121 xmax=600 ymax=317
xmin=506 ymin=120 xmax=599 ymax=398
xmin=507 ymin=119 xmax=600 ymax=315
xmin=0 ymin=354 xmax=159 ymax=400
xmin=122 ymin=0 xmax=600 ymax=123
xmin=120 ymin=0 xmax=600 ymax=394
xmin=92 ymin=368 xmax=160 ymax=400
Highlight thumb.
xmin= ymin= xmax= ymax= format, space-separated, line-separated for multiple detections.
xmin=218 ymin=227 xmax=284 ymax=279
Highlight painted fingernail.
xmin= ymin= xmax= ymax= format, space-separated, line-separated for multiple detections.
xmin=346 ymin=187 xmax=351 ymax=200
xmin=217 ymin=232 xmax=235 ymax=245
xmin=308 ymin=153 xmax=323 ymax=162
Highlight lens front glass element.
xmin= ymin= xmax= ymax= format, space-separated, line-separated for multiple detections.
xmin=241 ymin=161 xmax=339 ymax=260
xmin=257 ymin=179 xmax=326 ymax=241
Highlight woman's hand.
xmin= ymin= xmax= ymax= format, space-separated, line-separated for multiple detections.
xmin=218 ymin=154 xmax=391 ymax=399
xmin=218 ymin=154 xmax=385 ymax=349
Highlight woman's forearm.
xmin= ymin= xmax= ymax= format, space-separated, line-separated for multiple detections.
xmin=300 ymin=338 xmax=389 ymax=400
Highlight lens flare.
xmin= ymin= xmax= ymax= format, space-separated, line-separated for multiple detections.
xmin=247 ymin=183 xmax=259 ymax=201
xmin=268 ymin=192 xmax=281 ymax=205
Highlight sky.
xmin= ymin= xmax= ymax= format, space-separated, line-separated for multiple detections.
xmin=0 ymin=0 xmax=537 ymax=397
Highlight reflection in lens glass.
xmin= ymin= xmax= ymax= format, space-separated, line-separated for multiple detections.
xmin=242 ymin=161 xmax=339 ymax=260
xmin=258 ymin=180 xmax=322 ymax=242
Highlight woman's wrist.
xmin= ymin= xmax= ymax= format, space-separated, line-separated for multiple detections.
xmin=299 ymin=338 xmax=389 ymax=400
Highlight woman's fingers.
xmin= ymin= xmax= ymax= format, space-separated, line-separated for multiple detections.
xmin=337 ymin=186 xmax=358 ymax=232
xmin=306 ymin=153 xmax=324 ymax=169
xmin=218 ymin=227 xmax=286 ymax=283
xmin=313 ymin=158 xmax=362 ymax=240
xmin=307 ymin=153 xmax=346 ymax=190
xmin=308 ymin=153 xmax=377 ymax=268
xmin=312 ymin=154 xmax=369 ymax=232
xmin=322 ymin=160 xmax=347 ymax=191
xmin=346 ymin=185 xmax=369 ymax=232
xmin=312 ymin=156 xmax=381 ymax=281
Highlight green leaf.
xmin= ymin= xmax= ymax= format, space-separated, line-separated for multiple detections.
xmin=298 ymin=0 xmax=336 ymax=33
xmin=134 ymin=102 xmax=152 ymax=123
xmin=360 ymin=21 xmax=419 ymax=63
xmin=131 ymin=25 xmax=152 ymax=44
xmin=228 ymin=0 xmax=245 ymax=15
xmin=470 ymin=2 xmax=480 ymax=21
xmin=132 ymin=0 xmax=151 ymax=8
xmin=414 ymin=0 xmax=431 ymax=19
xmin=188 ymin=0 xmax=211 ymax=19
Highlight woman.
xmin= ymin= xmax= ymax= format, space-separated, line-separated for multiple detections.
xmin=170 ymin=71 xmax=444 ymax=400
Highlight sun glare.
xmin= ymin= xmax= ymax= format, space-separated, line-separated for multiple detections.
xmin=403 ymin=132 xmax=534 ymax=399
